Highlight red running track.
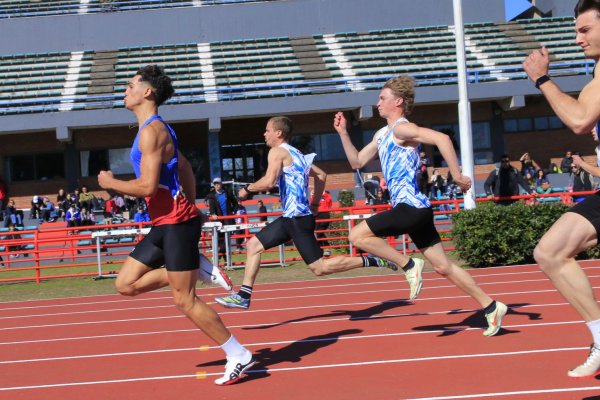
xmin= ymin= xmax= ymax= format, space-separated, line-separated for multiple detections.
xmin=2 ymin=261 xmax=600 ymax=399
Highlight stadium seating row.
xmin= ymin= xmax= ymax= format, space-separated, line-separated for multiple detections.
xmin=0 ymin=17 xmax=589 ymax=115
xmin=0 ymin=0 xmax=278 ymax=19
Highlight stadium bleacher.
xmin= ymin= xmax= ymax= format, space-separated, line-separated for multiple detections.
xmin=0 ymin=17 xmax=590 ymax=116
xmin=0 ymin=0 xmax=279 ymax=19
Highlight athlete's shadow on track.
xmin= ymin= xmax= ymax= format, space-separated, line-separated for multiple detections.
xmin=242 ymin=299 xmax=413 ymax=330
xmin=411 ymin=303 xmax=541 ymax=337
xmin=196 ymin=328 xmax=362 ymax=383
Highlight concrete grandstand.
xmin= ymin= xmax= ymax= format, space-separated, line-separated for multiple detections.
xmin=0 ymin=0 xmax=594 ymax=209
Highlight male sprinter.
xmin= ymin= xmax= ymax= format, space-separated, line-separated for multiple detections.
xmin=98 ymin=65 xmax=252 ymax=385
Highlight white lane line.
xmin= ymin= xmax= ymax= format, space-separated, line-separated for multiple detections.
xmin=0 ymin=260 xmax=572 ymax=309
xmin=0 ymin=274 xmax=584 ymax=321
xmin=405 ymin=386 xmax=600 ymax=399
xmin=0 ymin=318 xmax=585 ymax=365
xmin=2 ymin=263 xmax=598 ymax=312
xmin=0 ymin=346 xmax=589 ymax=391
xmin=0 ymin=299 xmax=573 ymax=346
xmin=0 ymin=286 xmax=579 ymax=332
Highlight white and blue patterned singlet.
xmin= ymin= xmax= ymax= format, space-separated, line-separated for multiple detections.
xmin=375 ymin=118 xmax=430 ymax=208
xmin=278 ymin=143 xmax=316 ymax=217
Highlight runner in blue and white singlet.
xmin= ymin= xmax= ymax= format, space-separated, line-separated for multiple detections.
xmin=375 ymin=118 xmax=430 ymax=209
xmin=277 ymin=143 xmax=316 ymax=217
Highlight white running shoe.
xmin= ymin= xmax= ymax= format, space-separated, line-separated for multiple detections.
xmin=198 ymin=254 xmax=234 ymax=292
xmin=405 ymin=258 xmax=424 ymax=300
xmin=568 ymin=344 xmax=600 ymax=378
xmin=214 ymin=351 xmax=255 ymax=385
xmin=483 ymin=301 xmax=508 ymax=337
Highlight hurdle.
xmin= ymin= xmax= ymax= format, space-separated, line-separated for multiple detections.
xmin=219 ymin=222 xmax=286 ymax=270
xmin=342 ymin=214 xmax=408 ymax=255
xmin=91 ymin=227 xmax=150 ymax=279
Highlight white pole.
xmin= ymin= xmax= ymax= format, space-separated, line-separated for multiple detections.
xmin=453 ymin=0 xmax=476 ymax=209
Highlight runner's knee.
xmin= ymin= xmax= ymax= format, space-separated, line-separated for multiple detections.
xmin=172 ymin=292 xmax=195 ymax=314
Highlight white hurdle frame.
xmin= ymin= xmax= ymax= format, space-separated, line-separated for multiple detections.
xmin=91 ymin=227 xmax=150 ymax=279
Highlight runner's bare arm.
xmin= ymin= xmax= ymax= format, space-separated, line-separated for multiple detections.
xmin=98 ymin=123 xmax=165 ymax=197
xmin=333 ymin=112 xmax=378 ymax=168
xmin=178 ymin=151 xmax=196 ymax=201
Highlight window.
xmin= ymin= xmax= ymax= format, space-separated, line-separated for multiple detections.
xmin=9 ymin=153 xmax=65 ymax=181
xmin=503 ymin=116 xmax=564 ymax=133
xmin=431 ymin=122 xmax=492 ymax=165
xmin=80 ymin=148 xmax=133 ymax=177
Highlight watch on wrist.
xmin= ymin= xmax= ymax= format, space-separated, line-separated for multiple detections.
xmin=535 ymin=75 xmax=551 ymax=89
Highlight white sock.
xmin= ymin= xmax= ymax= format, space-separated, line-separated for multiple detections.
xmin=586 ymin=319 xmax=600 ymax=346
xmin=221 ymin=335 xmax=250 ymax=361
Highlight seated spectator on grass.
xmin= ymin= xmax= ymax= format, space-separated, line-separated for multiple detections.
xmin=535 ymin=169 xmax=552 ymax=194
xmin=80 ymin=207 xmax=95 ymax=226
xmin=4 ymin=200 xmax=23 ymax=227
xmin=133 ymin=206 xmax=150 ymax=223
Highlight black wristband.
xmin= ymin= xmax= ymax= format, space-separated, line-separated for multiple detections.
xmin=535 ymin=75 xmax=551 ymax=89
xmin=244 ymin=185 xmax=256 ymax=195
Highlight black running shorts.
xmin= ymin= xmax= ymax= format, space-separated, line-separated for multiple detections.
xmin=366 ymin=203 xmax=441 ymax=250
xmin=130 ymin=217 xmax=201 ymax=271
xmin=568 ymin=191 xmax=600 ymax=238
xmin=255 ymin=215 xmax=323 ymax=265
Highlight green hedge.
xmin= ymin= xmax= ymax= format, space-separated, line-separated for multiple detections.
xmin=452 ymin=201 xmax=600 ymax=268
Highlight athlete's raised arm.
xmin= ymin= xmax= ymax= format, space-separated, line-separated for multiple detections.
xmin=333 ymin=112 xmax=378 ymax=169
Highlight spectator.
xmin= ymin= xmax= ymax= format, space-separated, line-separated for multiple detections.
xmin=234 ymin=203 xmax=247 ymax=250
xmin=133 ymin=206 xmax=151 ymax=223
xmin=65 ymin=204 xmax=81 ymax=227
xmin=79 ymin=186 xmax=95 ymax=212
xmin=6 ymin=223 xmax=24 ymax=259
xmin=445 ymin=171 xmax=462 ymax=199
xmin=70 ymin=188 xmax=81 ymax=209
xmin=524 ymin=171 xmax=535 ymax=187
xmin=570 ymin=160 xmax=594 ymax=203
xmin=80 ymin=207 xmax=95 ymax=226
xmin=519 ymin=152 xmax=540 ymax=176
xmin=561 ymin=150 xmax=574 ymax=173
xmin=40 ymin=197 xmax=58 ymax=222
xmin=206 ymin=177 xmax=238 ymax=257
xmin=4 ymin=199 xmax=23 ymax=227
xmin=483 ymin=154 xmax=535 ymax=205
xmin=363 ymin=174 xmax=380 ymax=203
xmin=257 ymin=200 xmax=268 ymax=222
xmin=30 ymin=195 xmax=43 ymax=220
xmin=372 ymin=188 xmax=389 ymax=206
xmin=56 ymin=188 xmax=70 ymax=219
xmin=416 ymin=150 xmax=430 ymax=195
xmin=0 ymin=178 xmax=6 ymax=217
xmin=535 ymin=169 xmax=552 ymax=194
xmin=429 ymin=168 xmax=446 ymax=199
xmin=311 ymin=189 xmax=333 ymax=256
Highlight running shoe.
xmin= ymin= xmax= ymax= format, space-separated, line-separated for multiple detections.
xmin=568 ymin=344 xmax=600 ymax=378
xmin=372 ymin=256 xmax=399 ymax=271
xmin=215 ymin=293 xmax=250 ymax=309
xmin=198 ymin=255 xmax=234 ymax=292
xmin=214 ymin=352 xmax=256 ymax=385
xmin=405 ymin=258 xmax=424 ymax=300
xmin=483 ymin=301 xmax=508 ymax=337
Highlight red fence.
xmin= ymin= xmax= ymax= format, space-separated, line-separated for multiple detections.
xmin=0 ymin=190 xmax=593 ymax=283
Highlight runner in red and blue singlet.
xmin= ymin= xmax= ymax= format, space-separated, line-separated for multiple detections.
xmin=98 ymin=65 xmax=253 ymax=386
